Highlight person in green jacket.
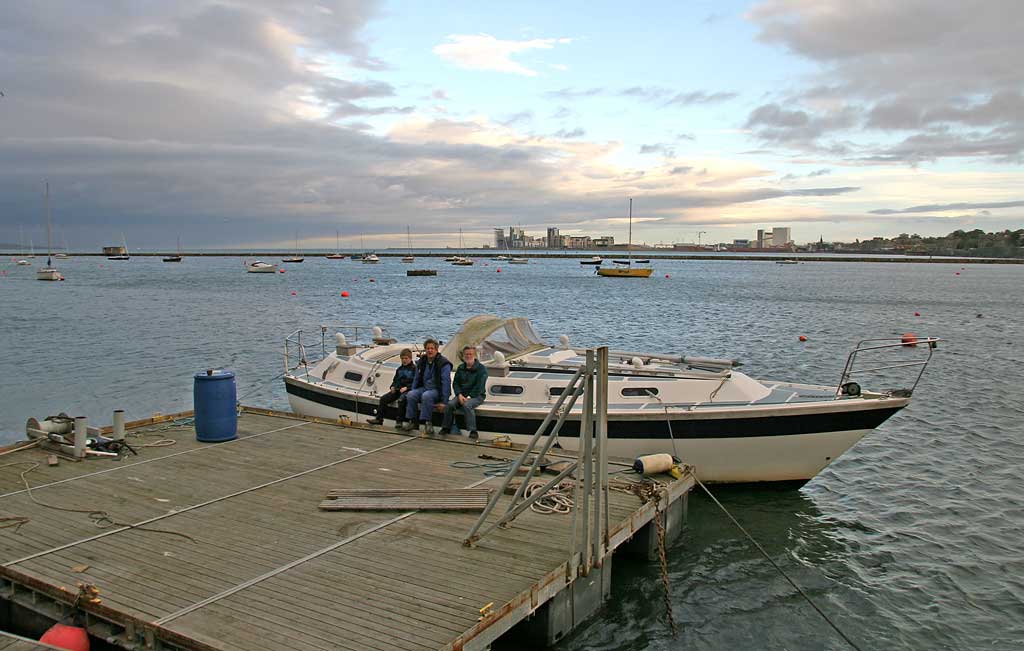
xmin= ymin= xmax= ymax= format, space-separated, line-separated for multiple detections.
xmin=442 ymin=345 xmax=488 ymax=439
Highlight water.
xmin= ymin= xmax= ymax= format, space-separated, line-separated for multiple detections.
xmin=2 ymin=256 xmax=1022 ymax=649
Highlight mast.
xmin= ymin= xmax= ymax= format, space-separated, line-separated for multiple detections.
xmin=627 ymin=197 xmax=633 ymax=265
xmin=407 ymin=225 xmax=412 ymax=254
xmin=45 ymin=181 xmax=52 ymax=267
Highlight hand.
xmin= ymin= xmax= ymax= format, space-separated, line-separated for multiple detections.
xmin=400 ymin=387 xmax=407 ymax=393
xmin=458 ymin=394 xmax=467 ymax=405
xmin=434 ymin=403 xmax=446 ymax=413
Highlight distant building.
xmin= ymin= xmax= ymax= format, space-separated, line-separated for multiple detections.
xmin=592 ymin=236 xmax=615 ymax=247
xmin=567 ymin=236 xmax=591 ymax=249
xmin=102 ymin=245 xmax=126 ymax=256
xmin=546 ymin=227 xmax=561 ymax=249
xmin=772 ymin=227 xmax=792 ymax=246
xmin=494 ymin=228 xmax=507 ymax=249
xmin=509 ymin=227 xmax=525 ymax=249
xmin=756 ymin=229 xmax=765 ymax=249
xmin=733 ymin=239 xmax=751 ymax=247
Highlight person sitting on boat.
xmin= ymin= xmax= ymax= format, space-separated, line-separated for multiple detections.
xmin=401 ymin=338 xmax=453 ymax=435
xmin=368 ymin=348 xmax=416 ymax=427
xmin=441 ymin=345 xmax=488 ymax=440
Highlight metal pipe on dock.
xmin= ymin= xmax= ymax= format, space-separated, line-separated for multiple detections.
xmin=73 ymin=416 xmax=87 ymax=458
xmin=112 ymin=409 xmax=125 ymax=440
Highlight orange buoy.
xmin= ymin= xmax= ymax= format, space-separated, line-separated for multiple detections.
xmin=40 ymin=623 xmax=90 ymax=651
xmin=340 ymin=291 xmax=349 ymax=297
xmin=665 ymin=274 xmax=670 ymax=278
xmin=278 ymin=268 xmax=285 ymax=273
xmin=799 ymin=335 xmax=807 ymax=342
xmin=290 ymin=291 xmax=296 ymax=296
xmin=901 ymin=333 xmax=918 ymax=347
xmin=914 ymin=312 xmax=921 ymax=316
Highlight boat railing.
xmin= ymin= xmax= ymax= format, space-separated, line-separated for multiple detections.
xmin=283 ymin=324 xmax=391 ymax=373
xmin=835 ymin=336 xmax=940 ymax=398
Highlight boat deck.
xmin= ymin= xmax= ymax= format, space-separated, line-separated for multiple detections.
xmin=1 ymin=408 xmax=692 ymax=651
xmin=0 ymin=630 xmax=67 ymax=651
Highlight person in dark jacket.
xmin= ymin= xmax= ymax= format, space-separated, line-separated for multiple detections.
xmin=368 ymin=348 xmax=415 ymax=427
xmin=442 ymin=345 xmax=488 ymax=439
xmin=401 ymin=338 xmax=453 ymax=435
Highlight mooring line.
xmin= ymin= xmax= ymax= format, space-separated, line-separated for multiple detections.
xmin=153 ymin=474 xmax=494 ymax=625
xmin=4 ymin=436 xmax=417 ymax=567
xmin=695 ymin=478 xmax=863 ymax=651
xmin=0 ymin=419 xmax=309 ymax=500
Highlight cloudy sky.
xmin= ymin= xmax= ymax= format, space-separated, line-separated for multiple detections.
xmin=1 ymin=0 xmax=1022 ymax=250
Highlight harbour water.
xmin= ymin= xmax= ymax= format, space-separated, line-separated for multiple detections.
xmin=1 ymin=255 xmax=1022 ymax=649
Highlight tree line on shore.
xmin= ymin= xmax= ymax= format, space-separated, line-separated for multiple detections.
xmin=829 ymin=229 xmax=1024 ymax=258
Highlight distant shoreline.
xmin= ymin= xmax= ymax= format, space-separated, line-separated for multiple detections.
xmin=4 ymin=251 xmax=1021 ymax=264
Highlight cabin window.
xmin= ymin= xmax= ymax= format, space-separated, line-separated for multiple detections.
xmin=549 ymin=386 xmax=567 ymax=396
xmin=622 ymin=387 xmax=658 ymax=397
xmin=491 ymin=385 xmax=524 ymax=395
xmin=343 ymin=371 xmax=363 ymax=382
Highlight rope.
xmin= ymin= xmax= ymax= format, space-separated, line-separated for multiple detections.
xmin=524 ymin=480 xmax=574 ymax=515
xmin=0 ymin=461 xmax=197 ymax=543
xmin=695 ymin=478 xmax=864 ymax=651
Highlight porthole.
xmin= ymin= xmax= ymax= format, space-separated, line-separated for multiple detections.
xmin=491 ymin=385 xmax=525 ymax=395
xmin=344 ymin=371 xmax=363 ymax=382
xmin=622 ymin=387 xmax=658 ymax=397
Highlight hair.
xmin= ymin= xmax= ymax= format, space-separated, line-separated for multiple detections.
xmin=400 ymin=348 xmax=413 ymax=358
xmin=462 ymin=345 xmax=476 ymax=353
xmin=423 ymin=338 xmax=439 ymax=349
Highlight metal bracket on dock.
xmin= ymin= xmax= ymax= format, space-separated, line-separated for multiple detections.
xmin=463 ymin=348 xmax=612 ymax=577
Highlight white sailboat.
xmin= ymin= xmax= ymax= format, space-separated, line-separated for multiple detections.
xmin=282 ymin=232 xmax=304 ymax=263
xmin=108 ymin=234 xmax=130 ymax=260
xmin=402 ymin=226 xmax=415 ymax=263
xmin=326 ymin=231 xmax=345 ymax=259
xmin=15 ymin=226 xmax=30 ymax=265
xmin=36 ymin=182 xmax=63 ymax=281
xmin=451 ymin=227 xmax=474 ymax=265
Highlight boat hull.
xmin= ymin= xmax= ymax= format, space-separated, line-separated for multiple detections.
xmin=284 ymin=378 xmax=904 ymax=484
xmin=597 ymin=267 xmax=653 ymax=277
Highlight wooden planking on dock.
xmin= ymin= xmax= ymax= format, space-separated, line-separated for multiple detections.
xmin=0 ymin=631 xmax=69 ymax=651
xmin=1 ymin=408 xmax=692 ymax=651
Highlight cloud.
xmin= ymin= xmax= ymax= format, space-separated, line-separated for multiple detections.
xmin=869 ymin=200 xmax=1024 ymax=215
xmin=742 ymin=0 xmax=1024 ymax=162
xmin=640 ymin=143 xmax=675 ymax=156
xmin=553 ymin=127 xmax=585 ymax=139
xmin=432 ymin=33 xmax=571 ymax=77
xmin=500 ymin=111 xmax=534 ymax=126
xmin=545 ymin=87 xmax=604 ymax=99
xmin=664 ymin=90 xmax=739 ymax=106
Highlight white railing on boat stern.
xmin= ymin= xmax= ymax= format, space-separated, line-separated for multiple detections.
xmin=835 ymin=336 xmax=940 ymax=399
xmin=283 ymin=324 xmax=391 ymax=374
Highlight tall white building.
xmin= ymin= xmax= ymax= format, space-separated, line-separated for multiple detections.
xmin=772 ymin=227 xmax=792 ymax=246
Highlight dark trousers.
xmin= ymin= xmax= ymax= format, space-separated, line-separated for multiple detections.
xmin=377 ymin=389 xmax=408 ymax=422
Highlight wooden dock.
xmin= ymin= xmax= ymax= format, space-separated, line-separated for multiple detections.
xmin=1 ymin=407 xmax=693 ymax=651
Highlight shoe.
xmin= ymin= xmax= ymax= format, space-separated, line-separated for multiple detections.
xmin=424 ymin=424 xmax=435 ymax=436
xmin=394 ymin=419 xmax=405 ymax=430
xmin=469 ymin=431 xmax=479 ymax=440
xmin=367 ymin=417 xmax=383 ymax=425
xmin=400 ymin=421 xmax=417 ymax=432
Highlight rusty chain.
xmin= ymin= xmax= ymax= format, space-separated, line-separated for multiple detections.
xmin=653 ymin=506 xmax=678 ymax=637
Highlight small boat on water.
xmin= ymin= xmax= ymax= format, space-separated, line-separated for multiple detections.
xmin=407 ymin=269 xmax=437 ymax=277
xmin=362 ymin=253 xmax=381 ymax=264
xmin=283 ymin=315 xmax=939 ymax=484
xmin=598 ymin=199 xmax=651 ymax=278
xmin=493 ymin=255 xmax=511 ymax=261
xmin=402 ymin=226 xmax=415 ymax=263
xmin=162 ymin=236 xmax=183 ymax=263
xmin=282 ymin=232 xmax=304 ymax=263
xmin=326 ymin=231 xmax=345 ymax=259
xmin=107 ymin=234 xmax=130 ymax=261
xmin=776 ymin=259 xmax=799 ymax=265
xmin=451 ymin=256 xmax=474 ymax=266
xmin=247 ymin=260 xmax=277 ymax=273
xmin=509 ymin=257 xmax=529 ymax=264
xmin=36 ymin=182 xmax=63 ymax=281
xmin=15 ymin=259 xmax=31 ymax=266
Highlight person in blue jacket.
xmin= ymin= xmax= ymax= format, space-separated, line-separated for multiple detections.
xmin=401 ymin=338 xmax=453 ymax=435
xmin=368 ymin=348 xmax=415 ymax=427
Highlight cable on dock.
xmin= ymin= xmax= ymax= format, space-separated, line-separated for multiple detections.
xmin=695 ymin=478 xmax=864 ymax=651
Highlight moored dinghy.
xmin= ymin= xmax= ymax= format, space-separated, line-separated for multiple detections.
xmin=283 ymin=315 xmax=939 ymax=484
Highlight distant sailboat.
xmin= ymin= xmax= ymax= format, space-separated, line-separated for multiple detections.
xmin=163 ymin=236 xmax=183 ymax=262
xmin=282 ymin=232 xmax=304 ymax=263
xmin=108 ymin=234 xmax=130 ymax=261
xmin=36 ymin=181 xmax=63 ymax=281
xmin=451 ymin=227 xmax=474 ymax=265
xmin=54 ymin=227 xmax=69 ymax=259
xmin=326 ymin=230 xmax=345 ymax=259
xmin=402 ymin=226 xmax=415 ymax=263
xmin=15 ymin=226 xmax=30 ymax=265
xmin=597 ymin=198 xmax=652 ymax=278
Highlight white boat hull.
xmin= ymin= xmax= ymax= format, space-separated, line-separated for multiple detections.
xmin=284 ymin=384 xmax=894 ymax=484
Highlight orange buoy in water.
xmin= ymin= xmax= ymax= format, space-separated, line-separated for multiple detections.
xmin=40 ymin=623 xmax=89 ymax=651
xmin=901 ymin=333 xmax=918 ymax=347
xmin=340 ymin=291 xmax=349 ymax=297
xmin=290 ymin=291 xmax=296 ymax=296
xmin=955 ymin=272 xmax=960 ymax=276
xmin=278 ymin=268 xmax=285 ymax=273
xmin=665 ymin=274 xmax=670 ymax=278
xmin=799 ymin=335 xmax=807 ymax=342
xmin=914 ymin=311 xmax=921 ymax=316
xmin=496 ymin=268 xmax=501 ymax=273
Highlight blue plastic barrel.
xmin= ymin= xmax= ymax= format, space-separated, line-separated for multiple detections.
xmin=193 ymin=370 xmax=237 ymax=442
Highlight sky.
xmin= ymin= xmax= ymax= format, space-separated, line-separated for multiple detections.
xmin=1 ymin=0 xmax=1022 ymax=250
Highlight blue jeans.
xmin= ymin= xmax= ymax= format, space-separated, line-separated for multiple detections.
xmin=442 ymin=396 xmax=484 ymax=433
xmin=405 ymin=388 xmax=441 ymax=422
